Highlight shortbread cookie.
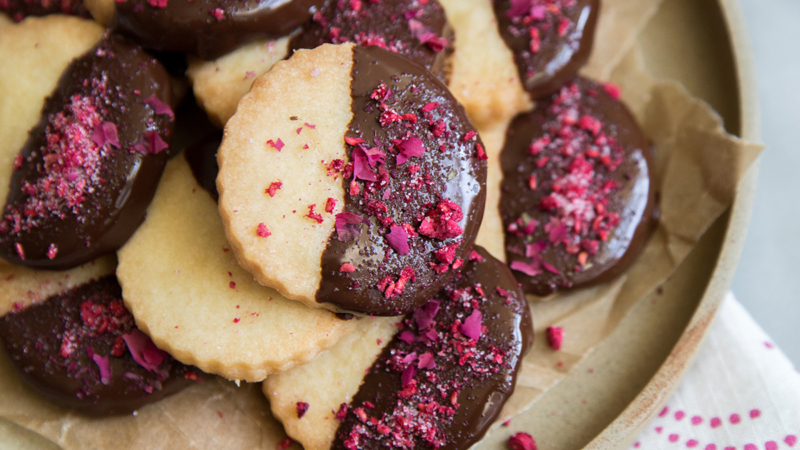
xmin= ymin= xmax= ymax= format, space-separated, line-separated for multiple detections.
xmin=0 ymin=256 xmax=115 ymax=317
xmin=217 ymin=44 xmax=487 ymax=316
xmin=500 ymin=78 xmax=656 ymax=296
xmin=1 ymin=0 xmax=89 ymax=22
xmin=117 ymin=146 xmax=357 ymax=382
xmin=438 ymin=0 xmax=532 ymax=128
xmin=0 ymin=275 xmax=202 ymax=415
xmin=0 ymin=30 xmax=175 ymax=270
xmin=85 ymin=0 xmax=321 ymax=59
xmin=493 ymin=0 xmax=599 ymax=100
xmin=264 ymin=247 xmax=533 ymax=450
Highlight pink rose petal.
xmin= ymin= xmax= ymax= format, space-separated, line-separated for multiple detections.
xmin=413 ymin=300 xmax=440 ymax=330
xmin=417 ymin=352 xmax=435 ymax=369
xmin=460 ymin=310 xmax=482 ymax=340
xmin=92 ymin=354 xmax=111 ymax=385
xmin=335 ymin=212 xmax=368 ymax=242
xmin=122 ymin=329 xmax=167 ymax=372
xmin=386 ymin=225 xmax=410 ymax=255
xmin=143 ymin=94 xmax=174 ymax=118
xmin=396 ymin=136 xmax=425 ymax=165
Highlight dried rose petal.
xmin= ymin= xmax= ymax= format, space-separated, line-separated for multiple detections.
xmin=395 ymin=135 xmax=425 ymax=165
xmin=460 ymin=310 xmax=482 ymax=340
xmin=413 ymin=300 xmax=440 ymax=330
xmin=122 ymin=329 xmax=168 ymax=372
xmin=417 ymin=352 xmax=436 ymax=369
xmin=266 ymin=181 xmax=282 ymax=197
xmin=92 ymin=353 xmax=111 ymax=385
xmin=385 ymin=225 xmax=410 ymax=255
xmin=508 ymin=432 xmax=537 ymax=450
xmin=401 ymin=365 xmax=416 ymax=387
xmin=398 ymin=331 xmax=415 ymax=344
xmin=143 ymin=95 xmax=174 ymax=118
xmin=335 ymin=212 xmax=368 ymax=242
xmin=352 ymin=147 xmax=378 ymax=182
xmin=510 ymin=260 xmax=542 ymax=277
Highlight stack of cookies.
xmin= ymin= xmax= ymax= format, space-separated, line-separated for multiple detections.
xmin=0 ymin=0 xmax=657 ymax=448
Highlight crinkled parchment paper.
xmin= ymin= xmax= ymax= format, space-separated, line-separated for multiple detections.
xmin=0 ymin=0 xmax=764 ymax=447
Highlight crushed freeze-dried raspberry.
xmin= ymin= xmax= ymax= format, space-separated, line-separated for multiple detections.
xmin=266 ymin=181 xmax=282 ymax=197
xmin=546 ymin=326 xmax=564 ymax=350
xmin=306 ymin=204 xmax=324 ymax=224
xmin=508 ymin=432 xmax=537 ymax=450
xmin=296 ymin=401 xmax=310 ymax=418
xmin=256 ymin=223 xmax=271 ymax=238
xmin=325 ymin=198 xmax=337 ymax=213
xmin=276 ymin=437 xmax=293 ymax=450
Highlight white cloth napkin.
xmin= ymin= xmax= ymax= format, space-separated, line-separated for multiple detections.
xmin=632 ymin=293 xmax=800 ymax=450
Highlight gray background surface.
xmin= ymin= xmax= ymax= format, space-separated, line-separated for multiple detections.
xmin=732 ymin=0 xmax=800 ymax=365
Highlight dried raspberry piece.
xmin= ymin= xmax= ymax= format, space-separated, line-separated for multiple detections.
xmin=546 ymin=326 xmax=564 ymax=350
xmin=508 ymin=432 xmax=537 ymax=450
xmin=418 ymin=200 xmax=464 ymax=240
xmin=296 ymin=401 xmax=310 ymax=418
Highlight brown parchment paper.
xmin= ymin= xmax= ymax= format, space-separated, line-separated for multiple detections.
xmin=0 ymin=0 xmax=764 ymax=448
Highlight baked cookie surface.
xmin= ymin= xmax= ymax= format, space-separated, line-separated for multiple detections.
xmin=500 ymin=77 xmax=656 ymax=296
xmin=117 ymin=146 xmax=356 ymax=382
xmin=264 ymin=247 xmax=533 ymax=450
xmin=217 ymin=43 xmax=487 ymax=316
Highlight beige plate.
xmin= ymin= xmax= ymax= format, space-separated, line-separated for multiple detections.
xmin=475 ymin=0 xmax=760 ymax=449
xmin=0 ymin=0 xmax=758 ymax=448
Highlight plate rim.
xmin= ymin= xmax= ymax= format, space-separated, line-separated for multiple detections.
xmin=583 ymin=0 xmax=760 ymax=448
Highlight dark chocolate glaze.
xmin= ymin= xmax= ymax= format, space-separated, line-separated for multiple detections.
xmin=111 ymin=0 xmax=324 ymax=60
xmin=493 ymin=0 xmax=599 ymax=100
xmin=0 ymin=276 xmax=201 ymax=415
xmin=316 ymin=46 xmax=487 ymax=316
xmin=500 ymin=77 xmax=656 ymax=296
xmin=184 ymin=131 xmax=223 ymax=201
xmin=0 ymin=35 xmax=174 ymax=271
xmin=290 ymin=0 xmax=453 ymax=81
xmin=332 ymin=247 xmax=533 ymax=449
xmin=0 ymin=0 xmax=90 ymax=22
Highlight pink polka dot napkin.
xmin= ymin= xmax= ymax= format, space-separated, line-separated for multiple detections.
xmin=632 ymin=293 xmax=800 ymax=450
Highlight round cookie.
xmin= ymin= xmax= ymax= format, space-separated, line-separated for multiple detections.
xmin=500 ymin=77 xmax=656 ymax=296
xmin=493 ymin=0 xmax=600 ymax=100
xmin=217 ymin=43 xmax=487 ymax=316
xmin=85 ymin=0 xmax=322 ymax=60
xmin=0 ymin=31 xmax=175 ymax=270
xmin=116 ymin=144 xmax=357 ymax=382
xmin=0 ymin=0 xmax=90 ymax=22
xmin=0 ymin=275 xmax=202 ymax=415
xmin=264 ymin=247 xmax=533 ymax=450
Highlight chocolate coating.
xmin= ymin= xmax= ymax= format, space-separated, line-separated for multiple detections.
xmin=290 ymin=0 xmax=453 ymax=80
xmin=111 ymin=0 xmax=324 ymax=60
xmin=184 ymin=131 xmax=223 ymax=201
xmin=0 ymin=0 xmax=90 ymax=22
xmin=493 ymin=0 xmax=599 ymax=100
xmin=316 ymin=46 xmax=487 ymax=316
xmin=0 ymin=276 xmax=201 ymax=415
xmin=0 ymin=35 xmax=174 ymax=270
xmin=332 ymin=247 xmax=533 ymax=449
xmin=500 ymin=77 xmax=656 ymax=296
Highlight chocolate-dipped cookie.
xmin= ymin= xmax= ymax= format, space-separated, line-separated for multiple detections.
xmin=1 ymin=0 xmax=90 ymax=22
xmin=500 ymin=77 xmax=656 ymax=296
xmin=0 ymin=275 xmax=201 ymax=415
xmin=0 ymin=33 xmax=175 ymax=270
xmin=84 ymin=0 xmax=322 ymax=60
xmin=217 ymin=44 xmax=487 ymax=316
xmin=264 ymin=246 xmax=533 ymax=450
xmin=493 ymin=0 xmax=599 ymax=100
